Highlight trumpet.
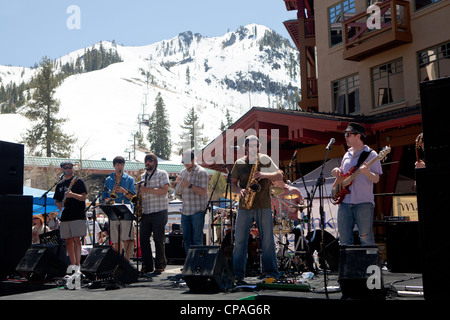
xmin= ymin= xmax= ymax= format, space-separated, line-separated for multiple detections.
xmin=173 ymin=170 xmax=188 ymax=197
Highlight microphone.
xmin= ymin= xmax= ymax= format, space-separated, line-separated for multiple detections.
xmin=136 ymin=179 xmax=146 ymax=185
xmin=326 ymin=138 xmax=335 ymax=150
xmin=288 ymin=149 xmax=298 ymax=167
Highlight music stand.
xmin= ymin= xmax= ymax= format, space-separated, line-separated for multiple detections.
xmin=100 ymin=204 xmax=136 ymax=257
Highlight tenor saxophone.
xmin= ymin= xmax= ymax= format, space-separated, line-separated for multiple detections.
xmin=241 ymin=154 xmax=261 ymax=209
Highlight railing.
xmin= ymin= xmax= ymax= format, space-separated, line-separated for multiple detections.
xmin=307 ymin=77 xmax=318 ymax=98
xmin=343 ymin=0 xmax=412 ymax=61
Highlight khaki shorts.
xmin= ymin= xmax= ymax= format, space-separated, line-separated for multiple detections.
xmin=110 ymin=220 xmax=135 ymax=242
xmin=60 ymin=220 xmax=87 ymax=239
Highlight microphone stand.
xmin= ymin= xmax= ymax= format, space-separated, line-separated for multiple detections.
xmin=310 ymin=143 xmax=333 ymax=299
xmin=85 ymin=191 xmax=102 ymax=246
xmin=206 ymin=164 xmax=226 ymax=245
xmin=39 ymin=175 xmax=63 ymax=240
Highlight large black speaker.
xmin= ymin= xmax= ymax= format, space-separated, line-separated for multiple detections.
xmin=182 ymin=246 xmax=234 ymax=292
xmin=165 ymin=233 xmax=186 ymax=262
xmin=16 ymin=244 xmax=69 ymax=280
xmin=0 ymin=140 xmax=24 ymax=195
xmin=416 ymin=167 xmax=450 ymax=300
xmin=81 ymin=246 xmax=138 ymax=284
xmin=338 ymin=246 xmax=385 ymax=300
xmin=386 ymin=221 xmax=422 ymax=273
xmin=419 ymin=77 xmax=450 ymax=167
xmin=0 ymin=194 xmax=32 ymax=278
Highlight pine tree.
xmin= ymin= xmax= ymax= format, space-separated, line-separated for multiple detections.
xmin=178 ymin=106 xmax=208 ymax=154
xmin=21 ymin=56 xmax=76 ymax=157
xmin=147 ymin=92 xmax=172 ymax=159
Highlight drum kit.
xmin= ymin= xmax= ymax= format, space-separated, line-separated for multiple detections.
xmin=212 ymin=186 xmax=329 ymax=277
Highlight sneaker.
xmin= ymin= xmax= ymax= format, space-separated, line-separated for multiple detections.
xmin=235 ymin=279 xmax=248 ymax=286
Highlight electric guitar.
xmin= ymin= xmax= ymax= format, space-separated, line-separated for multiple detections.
xmin=331 ymin=146 xmax=391 ymax=205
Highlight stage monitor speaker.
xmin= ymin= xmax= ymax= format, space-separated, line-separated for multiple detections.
xmin=338 ymin=246 xmax=385 ymax=300
xmin=416 ymin=167 xmax=450 ymax=300
xmin=386 ymin=221 xmax=422 ymax=273
xmin=81 ymin=246 xmax=138 ymax=284
xmin=419 ymin=77 xmax=450 ymax=167
xmin=0 ymin=140 xmax=24 ymax=195
xmin=0 ymin=194 xmax=32 ymax=278
xmin=182 ymin=246 xmax=234 ymax=292
xmin=16 ymin=244 xmax=69 ymax=280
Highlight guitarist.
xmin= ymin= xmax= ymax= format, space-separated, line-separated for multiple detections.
xmin=54 ymin=161 xmax=88 ymax=272
xmin=330 ymin=123 xmax=382 ymax=246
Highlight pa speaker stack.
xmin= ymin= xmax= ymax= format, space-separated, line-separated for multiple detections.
xmin=182 ymin=246 xmax=234 ymax=292
xmin=417 ymin=77 xmax=450 ymax=300
xmin=0 ymin=141 xmax=33 ymax=279
xmin=81 ymin=246 xmax=138 ymax=284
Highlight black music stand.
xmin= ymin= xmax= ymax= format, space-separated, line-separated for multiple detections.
xmin=100 ymin=204 xmax=136 ymax=257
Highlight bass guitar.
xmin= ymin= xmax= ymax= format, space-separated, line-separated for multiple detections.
xmin=331 ymin=146 xmax=391 ymax=205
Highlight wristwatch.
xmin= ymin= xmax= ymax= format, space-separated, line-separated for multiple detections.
xmin=188 ymin=184 xmax=193 ymax=189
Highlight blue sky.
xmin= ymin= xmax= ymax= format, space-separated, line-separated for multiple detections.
xmin=0 ymin=0 xmax=296 ymax=68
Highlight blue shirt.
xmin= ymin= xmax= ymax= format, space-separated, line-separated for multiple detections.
xmin=102 ymin=172 xmax=136 ymax=205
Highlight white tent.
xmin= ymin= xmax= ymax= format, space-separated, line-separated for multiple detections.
xmin=290 ymin=157 xmax=342 ymax=239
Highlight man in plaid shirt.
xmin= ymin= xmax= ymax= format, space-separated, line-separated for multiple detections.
xmin=174 ymin=150 xmax=209 ymax=254
xmin=139 ymin=153 xmax=170 ymax=274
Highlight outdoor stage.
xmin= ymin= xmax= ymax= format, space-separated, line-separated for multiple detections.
xmin=0 ymin=262 xmax=425 ymax=301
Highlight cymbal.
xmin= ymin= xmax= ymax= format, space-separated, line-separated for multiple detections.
xmin=270 ymin=187 xmax=284 ymax=196
xmin=290 ymin=204 xmax=308 ymax=209
xmin=283 ymin=194 xmax=299 ymax=200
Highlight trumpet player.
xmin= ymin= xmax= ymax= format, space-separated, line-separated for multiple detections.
xmin=139 ymin=153 xmax=170 ymax=274
xmin=174 ymin=149 xmax=208 ymax=254
xmin=102 ymin=156 xmax=136 ymax=260
xmin=230 ymin=135 xmax=282 ymax=285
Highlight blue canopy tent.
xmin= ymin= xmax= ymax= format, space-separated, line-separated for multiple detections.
xmin=23 ymin=186 xmax=59 ymax=215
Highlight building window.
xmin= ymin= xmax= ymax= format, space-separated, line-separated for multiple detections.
xmin=333 ymin=74 xmax=360 ymax=115
xmin=418 ymin=41 xmax=450 ymax=82
xmin=415 ymin=0 xmax=442 ymax=11
xmin=328 ymin=0 xmax=356 ymax=47
xmin=371 ymin=58 xmax=404 ymax=108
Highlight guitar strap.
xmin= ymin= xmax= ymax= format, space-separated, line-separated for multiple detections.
xmin=356 ymin=149 xmax=371 ymax=168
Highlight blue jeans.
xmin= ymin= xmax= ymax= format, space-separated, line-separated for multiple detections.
xmin=233 ymin=208 xmax=279 ymax=281
xmin=181 ymin=211 xmax=205 ymax=254
xmin=337 ymin=202 xmax=375 ymax=246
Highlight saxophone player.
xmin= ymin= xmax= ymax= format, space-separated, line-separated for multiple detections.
xmin=102 ymin=156 xmax=136 ymax=260
xmin=230 ymin=135 xmax=283 ymax=285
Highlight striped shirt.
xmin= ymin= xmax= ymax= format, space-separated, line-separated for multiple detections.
xmin=179 ymin=164 xmax=209 ymax=216
xmin=140 ymin=169 xmax=169 ymax=214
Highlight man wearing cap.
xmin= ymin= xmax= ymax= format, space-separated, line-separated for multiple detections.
xmin=174 ymin=149 xmax=209 ymax=254
xmin=230 ymin=135 xmax=283 ymax=284
xmin=54 ymin=161 xmax=88 ymax=271
xmin=331 ymin=123 xmax=382 ymax=246
xmin=102 ymin=156 xmax=136 ymax=260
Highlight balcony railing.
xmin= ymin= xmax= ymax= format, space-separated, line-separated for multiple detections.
xmin=307 ymin=77 xmax=318 ymax=98
xmin=343 ymin=0 xmax=412 ymax=61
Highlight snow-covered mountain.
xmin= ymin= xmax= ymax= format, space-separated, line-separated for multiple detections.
xmin=0 ymin=24 xmax=300 ymax=162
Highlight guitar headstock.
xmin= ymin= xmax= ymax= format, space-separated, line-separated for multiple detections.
xmin=378 ymin=146 xmax=391 ymax=162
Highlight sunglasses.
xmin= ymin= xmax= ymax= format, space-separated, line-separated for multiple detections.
xmin=344 ymin=132 xmax=357 ymax=137
xmin=62 ymin=166 xmax=73 ymax=169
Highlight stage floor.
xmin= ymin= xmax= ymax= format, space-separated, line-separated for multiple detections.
xmin=0 ymin=263 xmax=425 ymax=301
